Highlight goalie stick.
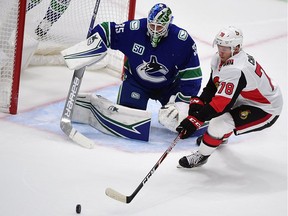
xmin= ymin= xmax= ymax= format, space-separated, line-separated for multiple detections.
xmin=105 ymin=133 xmax=183 ymax=203
xmin=60 ymin=0 xmax=101 ymax=148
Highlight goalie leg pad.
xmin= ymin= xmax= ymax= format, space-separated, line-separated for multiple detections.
xmin=73 ymin=93 xmax=152 ymax=141
xmin=72 ymin=93 xmax=92 ymax=124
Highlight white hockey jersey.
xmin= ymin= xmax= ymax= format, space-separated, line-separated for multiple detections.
xmin=209 ymin=50 xmax=283 ymax=115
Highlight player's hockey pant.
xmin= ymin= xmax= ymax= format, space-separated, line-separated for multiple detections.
xmin=202 ymin=105 xmax=279 ymax=147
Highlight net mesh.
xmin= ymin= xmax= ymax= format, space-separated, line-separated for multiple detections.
xmin=25 ymin=0 xmax=131 ymax=71
xmin=0 ymin=0 xmax=134 ymax=113
xmin=0 ymin=1 xmax=20 ymax=112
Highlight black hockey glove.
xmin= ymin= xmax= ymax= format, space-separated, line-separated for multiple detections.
xmin=176 ymin=115 xmax=204 ymax=139
xmin=188 ymin=96 xmax=204 ymax=115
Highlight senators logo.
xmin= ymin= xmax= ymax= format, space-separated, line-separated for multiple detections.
xmin=213 ymin=76 xmax=220 ymax=88
xmin=239 ymin=110 xmax=251 ymax=120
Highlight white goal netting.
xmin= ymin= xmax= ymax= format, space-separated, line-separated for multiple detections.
xmin=25 ymin=0 xmax=133 ymax=72
xmin=0 ymin=0 xmax=135 ymax=114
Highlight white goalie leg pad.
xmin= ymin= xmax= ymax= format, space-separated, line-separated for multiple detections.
xmin=72 ymin=93 xmax=152 ymax=141
xmin=61 ymin=32 xmax=107 ymax=70
xmin=158 ymin=101 xmax=189 ymax=132
xmin=71 ymin=93 xmax=92 ymax=124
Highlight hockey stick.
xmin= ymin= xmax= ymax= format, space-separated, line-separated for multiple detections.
xmin=105 ymin=133 xmax=183 ymax=203
xmin=60 ymin=0 xmax=101 ymax=148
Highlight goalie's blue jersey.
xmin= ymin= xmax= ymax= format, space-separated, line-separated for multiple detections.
xmin=91 ymin=18 xmax=202 ymax=99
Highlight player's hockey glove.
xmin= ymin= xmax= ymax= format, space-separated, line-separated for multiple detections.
xmin=176 ymin=114 xmax=204 ymax=139
xmin=188 ymin=96 xmax=204 ymax=115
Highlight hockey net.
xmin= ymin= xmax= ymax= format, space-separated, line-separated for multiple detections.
xmin=0 ymin=0 xmax=136 ymax=114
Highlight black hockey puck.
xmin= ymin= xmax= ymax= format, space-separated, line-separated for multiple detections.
xmin=76 ymin=204 xmax=81 ymax=214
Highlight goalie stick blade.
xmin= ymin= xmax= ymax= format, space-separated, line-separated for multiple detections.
xmin=69 ymin=127 xmax=95 ymax=149
xmin=105 ymin=188 xmax=130 ymax=204
xmin=60 ymin=120 xmax=94 ymax=149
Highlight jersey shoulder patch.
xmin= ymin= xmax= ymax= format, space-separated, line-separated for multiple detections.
xmin=129 ymin=20 xmax=140 ymax=30
xmin=178 ymin=29 xmax=188 ymax=41
xmin=169 ymin=25 xmax=190 ymax=42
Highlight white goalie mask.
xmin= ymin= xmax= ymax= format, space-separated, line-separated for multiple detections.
xmin=213 ymin=26 xmax=243 ymax=52
xmin=147 ymin=3 xmax=173 ymax=47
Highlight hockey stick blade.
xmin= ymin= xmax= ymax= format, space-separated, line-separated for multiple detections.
xmin=105 ymin=133 xmax=182 ymax=204
xmin=105 ymin=188 xmax=129 ymax=203
xmin=60 ymin=119 xmax=94 ymax=149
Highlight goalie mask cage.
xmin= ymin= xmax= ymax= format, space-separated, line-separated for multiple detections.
xmin=0 ymin=0 xmax=136 ymax=114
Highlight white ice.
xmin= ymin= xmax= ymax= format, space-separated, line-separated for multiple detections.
xmin=0 ymin=0 xmax=287 ymax=215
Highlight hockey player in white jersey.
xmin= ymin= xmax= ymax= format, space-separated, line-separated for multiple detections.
xmin=176 ymin=26 xmax=283 ymax=168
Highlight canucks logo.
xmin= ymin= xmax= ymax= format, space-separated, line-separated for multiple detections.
xmin=87 ymin=34 xmax=98 ymax=46
xmin=136 ymin=55 xmax=168 ymax=83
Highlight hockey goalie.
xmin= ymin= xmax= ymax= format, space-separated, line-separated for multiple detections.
xmin=61 ymin=3 xmax=209 ymax=143
xmin=60 ymin=31 xmax=196 ymax=142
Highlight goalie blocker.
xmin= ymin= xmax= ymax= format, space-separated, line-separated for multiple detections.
xmin=72 ymin=93 xmax=152 ymax=141
xmin=61 ymin=32 xmax=107 ymax=70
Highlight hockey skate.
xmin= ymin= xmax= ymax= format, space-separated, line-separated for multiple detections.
xmin=178 ymin=150 xmax=209 ymax=168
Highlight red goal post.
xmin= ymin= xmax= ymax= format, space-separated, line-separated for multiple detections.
xmin=0 ymin=0 xmax=136 ymax=114
xmin=0 ymin=0 xmax=27 ymax=114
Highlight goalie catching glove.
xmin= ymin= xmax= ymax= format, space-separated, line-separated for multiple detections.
xmin=158 ymin=95 xmax=189 ymax=132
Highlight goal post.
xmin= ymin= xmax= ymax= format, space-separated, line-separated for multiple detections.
xmin=0 ymin=0 xmax=27 ymax=114
xmin=0 ymin=0 xmax=136 ymax=114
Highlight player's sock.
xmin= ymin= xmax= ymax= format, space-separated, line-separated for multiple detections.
xmin=196 ymin=135 xmax=229 ymax=146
